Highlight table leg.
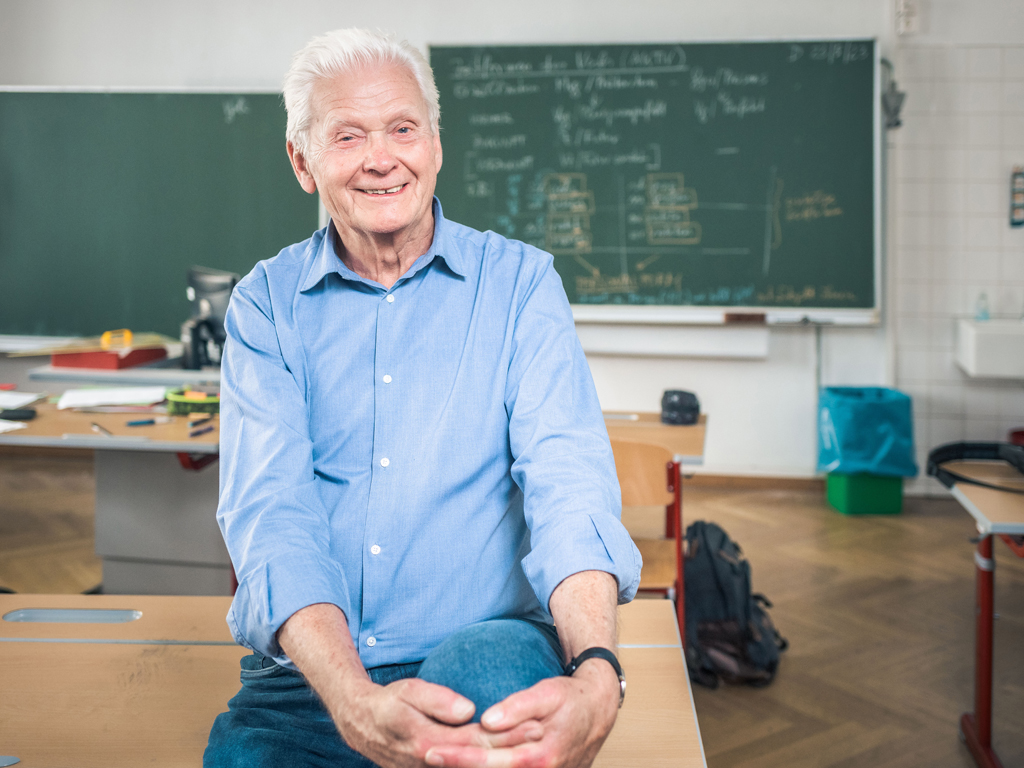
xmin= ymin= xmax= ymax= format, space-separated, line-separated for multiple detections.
xmin=960 ymin=535 xmax=1004 ymax=768
xmin=94 ymin=450 xmax=232 ymax=595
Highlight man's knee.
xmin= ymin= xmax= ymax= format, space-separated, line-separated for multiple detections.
xmin=204 ymin=654 xmax=372 ymax=768
xmin=416 ymin=619 xmax=565 ymax=722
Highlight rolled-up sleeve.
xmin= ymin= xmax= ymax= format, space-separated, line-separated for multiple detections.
xmin=218 ymin=270 xmax=351 ymax=661
xmin=504 ymin=253 xmax=642 ymax=610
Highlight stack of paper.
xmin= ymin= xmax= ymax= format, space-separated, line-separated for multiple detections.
xmin=57 ymin=387 xmax=168 ymax=411
xmin=0 ymin=391 xmax=44 ymax=409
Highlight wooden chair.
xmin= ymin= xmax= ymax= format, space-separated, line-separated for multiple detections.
xmin=610 ymin=438 xmax=685 ymax=636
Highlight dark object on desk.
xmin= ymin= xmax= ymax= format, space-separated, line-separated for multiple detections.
xmin=927 ymin=441 xmax=1024 ymax=494
xmin=684 ymin=521 xmax=787 ymax=689
xmin=0 ymin=408 xmax=36 ymax=421
xmin=181 ymin=266 xmax=240 ymax=370
xmin=661 ymin=390 xmax=700 ymax=425
xmin=189 ymin=425 xmax=214 ymax=438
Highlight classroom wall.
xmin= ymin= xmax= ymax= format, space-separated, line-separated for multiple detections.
xmin=10 ymin=0 xmax=1018 ymax=483
xmin=892 ymin=41 xmax=1024 ymax=494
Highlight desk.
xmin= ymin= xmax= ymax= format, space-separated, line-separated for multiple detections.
xmin=599 ymin=599 xmax=707 ymax=767
xmin=0 ymin=405 xmax=230 ymax=595
xmin=28 ymin=362 xmax=220 ymax=388
xmin=0 ymin=595 xmax=705 ymax=767
xmin=0 ymin=594 xmax=244 ymax=767
xmin=604 ymin=413 xmax=707 ymax=466
xmin=942 ymin=460 xmax=1024 ymax=768
xmin=0 ymin=408 xmax=705 ymax=597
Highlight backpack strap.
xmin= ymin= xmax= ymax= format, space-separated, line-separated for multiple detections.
xmin=926 ymin=442 xmax=1024 ymax=494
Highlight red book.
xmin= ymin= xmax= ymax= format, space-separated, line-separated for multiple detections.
xmin=51 ymin=348 xmax=167 ymax=370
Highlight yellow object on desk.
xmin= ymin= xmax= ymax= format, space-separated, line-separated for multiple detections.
xmin=7 ymin=330 xmax=175 ymax=357
xmin=100 ymin=328 xmax=133 ymax=350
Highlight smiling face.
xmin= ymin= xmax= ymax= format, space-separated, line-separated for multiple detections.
xmin=289 ymin=62 xmax=442 ymax=254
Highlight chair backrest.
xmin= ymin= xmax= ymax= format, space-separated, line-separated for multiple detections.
xmin=610 ymin=438 xmax=674 ymax=506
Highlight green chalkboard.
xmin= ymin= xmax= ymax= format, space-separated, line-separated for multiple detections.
xmin=0 ymin=92 xmax=319 ymax=337
xmin=431 ymin=41 xmax=878 ymax=316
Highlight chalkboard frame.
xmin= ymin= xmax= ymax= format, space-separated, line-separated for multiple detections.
xmin=430 ymin=39 xmax=883 ymax=326
xmin=0 ymin=86 xmax=320 ymax=341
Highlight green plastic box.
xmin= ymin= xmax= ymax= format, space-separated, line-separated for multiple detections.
xmin=826 ymin=473 xmax=903 ymax=515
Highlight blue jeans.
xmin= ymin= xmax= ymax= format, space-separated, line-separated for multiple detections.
xmin=204 ymin=619 xmax=564 ymax=768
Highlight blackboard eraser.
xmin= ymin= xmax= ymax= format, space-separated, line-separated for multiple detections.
xmin=724 ymin=313 xmax=767 ymax=324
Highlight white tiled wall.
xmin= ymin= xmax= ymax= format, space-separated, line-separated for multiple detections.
xmin=893 ymin=45 xmax=1024 ymax=493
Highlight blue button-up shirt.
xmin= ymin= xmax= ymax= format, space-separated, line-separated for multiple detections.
xmin=218 ymin=199 xmax=641 ymax=668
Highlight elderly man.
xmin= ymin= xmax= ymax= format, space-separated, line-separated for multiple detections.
xmin=205 ymin=28 xmax=641 ymax=768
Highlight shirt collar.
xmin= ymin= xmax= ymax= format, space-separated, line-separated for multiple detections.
xmin=300 ymin=197 xmax=465 ymax=293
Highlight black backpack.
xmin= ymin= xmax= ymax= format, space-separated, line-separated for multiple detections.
xmin=683 ymin=521 xmax=787 ymax=688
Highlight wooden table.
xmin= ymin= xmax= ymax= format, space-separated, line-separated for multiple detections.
xmin=599 ymin=599 xmax=707 ymax=767
xmin=0 ymin=595 xmax=705 ymax=767
xmin=0 ymin=594 xmax=243 ymax=768
xmin=0 ymin=404 xmax=229 ymax=595
xmin=28 ymin=362 xmax=220 ymax=388
xmin=1 ymin=407 xmax=703 ymax=596
xmin=0 ymin=402 xmax=218 ymax=454
xmin=941 ymin=460 xmax=1024 ymax=768
xmin=604 ymin=413 xmax=707 ymax=466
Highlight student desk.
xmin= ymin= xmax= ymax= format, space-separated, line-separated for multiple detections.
xmin=0 ymin=404 xmax=231 ymax=595
xmin=27 ymin=362 xmax=220 ymax=388
xmin=604 ymin=413 xmax=707 ymax=467
xmin=0 ymin=595 xmax=705 ymax=767
xmin=943 ymin=460 xmax=1024 ymax=768
xmin=1 ymin=405 xmax=705 ymax=597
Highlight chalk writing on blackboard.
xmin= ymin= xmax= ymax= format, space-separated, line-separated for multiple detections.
xmin=432 ymin=42 xmax=877 ymax=311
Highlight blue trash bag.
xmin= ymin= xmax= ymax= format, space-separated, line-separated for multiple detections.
xmin=818 ymin=387 xmax=918 ymax=477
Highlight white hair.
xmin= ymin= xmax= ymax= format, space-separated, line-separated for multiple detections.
xmin=283 ymin=28 xmax=440 ymax=157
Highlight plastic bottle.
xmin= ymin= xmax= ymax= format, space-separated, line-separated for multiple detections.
xmin=975 ymin=292 xmax=990 ymax=321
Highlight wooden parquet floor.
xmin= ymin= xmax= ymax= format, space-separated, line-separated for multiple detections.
xmin=682 ymin=482 xmax=1024 ymax=768
xmin=1 ymin=454 xmax=1022 ymax=766
xmin=0 ymin=451 xmax=101 ymax=593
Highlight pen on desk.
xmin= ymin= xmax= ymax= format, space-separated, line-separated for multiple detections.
xmin=90 ymin=422 xmax=113 ymax=436
xmin=189 ymin=425 xmax=214 ymax=438
xmin=188 ymin=415 xmax=213 ymax=427
xmin=126 ymin=417 xmax=171 ymax=427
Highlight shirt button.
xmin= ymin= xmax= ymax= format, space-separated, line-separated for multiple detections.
xmin=380 ymin=457 xmax=390 ymax=467
xmin=382 ymin=375 xmax=392 ymax=384
xmin=366 ymin=636 xmax=376 ymax=647
xmin=370 ymin=544 xmax=381 ymax=555
xmin=386 ymin=294 xmax=395 ymax=303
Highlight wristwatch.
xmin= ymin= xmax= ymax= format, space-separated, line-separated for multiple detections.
xmin=564 ymin=647 xmax=626 ymax=708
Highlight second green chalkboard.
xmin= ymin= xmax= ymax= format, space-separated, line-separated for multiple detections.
xmin=431 ymin=41 xmax=878 ymax=314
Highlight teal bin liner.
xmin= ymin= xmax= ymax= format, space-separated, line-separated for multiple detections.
xmin=817 ymin=387 xmax=918 ymax=477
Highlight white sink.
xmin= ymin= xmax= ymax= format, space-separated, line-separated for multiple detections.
xmin=955 ymin=319 xmax=1024 ymax=379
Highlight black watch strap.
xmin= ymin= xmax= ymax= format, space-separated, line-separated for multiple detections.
xmin=564 ymin=647 xmax=626 ymax=708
